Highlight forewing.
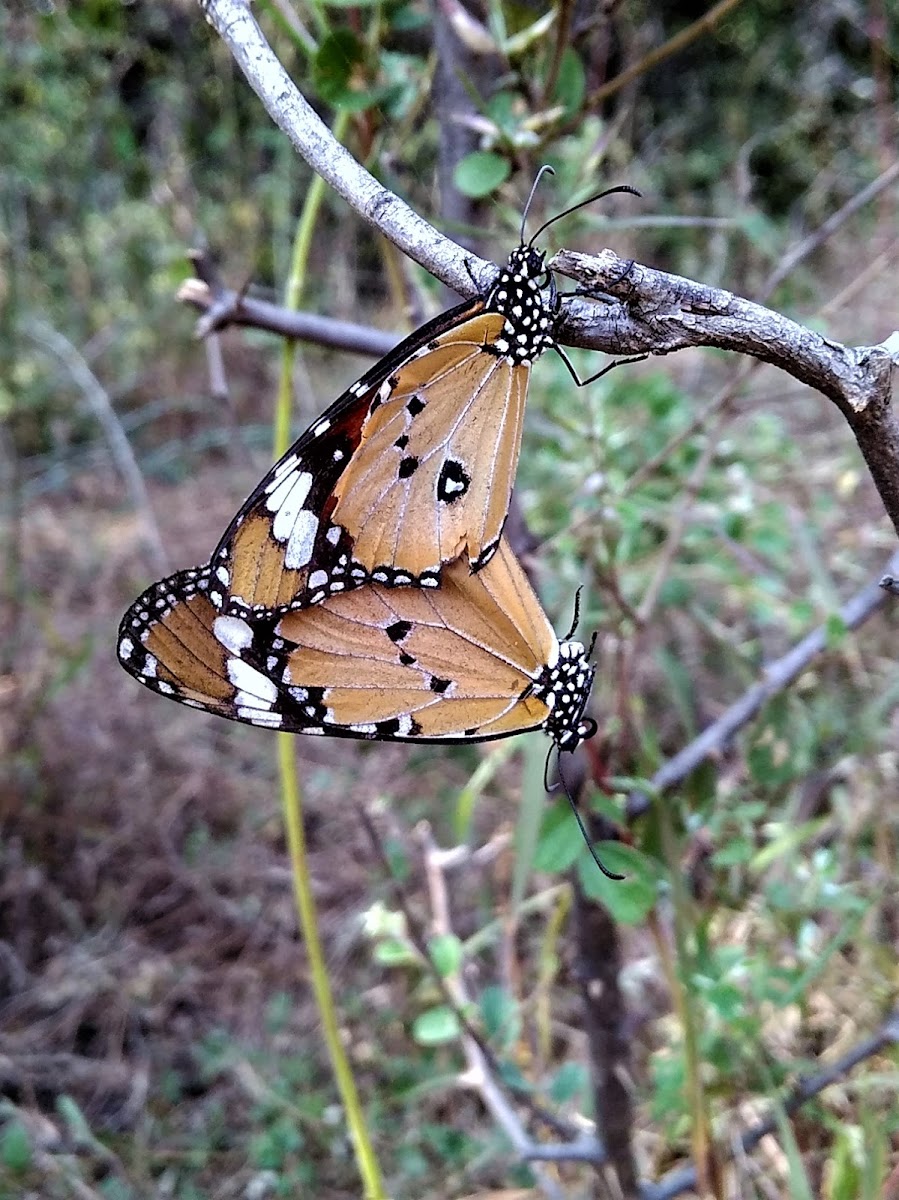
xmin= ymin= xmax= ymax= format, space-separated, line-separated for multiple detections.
xmin=211 ymin=306 xmax=529 ymax=617
xmin=331 ymin=312 xmax=529 ymax=577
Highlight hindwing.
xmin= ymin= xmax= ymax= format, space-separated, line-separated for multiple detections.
xmin=118 ymin=540 xmax=596 ymax=750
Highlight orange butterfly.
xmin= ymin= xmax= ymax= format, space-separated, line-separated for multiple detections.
xmin=207 ymin=177 xmax=638 ymax=619
xmin=117 ymin=538 xmax=597 ymax=753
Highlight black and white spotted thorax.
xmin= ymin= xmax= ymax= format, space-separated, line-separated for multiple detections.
xmin=485 ymin=245 xmax=558 ymax=366
xmin=532 ymin=639 xmax=597 ymax=752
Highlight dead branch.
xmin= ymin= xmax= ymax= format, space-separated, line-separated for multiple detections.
xmin=644 ymin=1010 xmax=899 ymax=1200
xmin=177 ymin=275 xmax=399 ymax=356
xmin=628 ymin=543 xmax=899 ymax=819
xmin=553 ymin=250 xmax=899 ymax=536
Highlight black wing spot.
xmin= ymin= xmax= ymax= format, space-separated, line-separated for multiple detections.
xmin=427 ymin=338 xmax=440 ymax=350
xmin=386 ymin=620 xmax=412 ymax=643
xmin=399 ymin=652 xmax=416 ymax=666
xmin=429 ymin=676 xmax=451 ymax=693
xmin=393 ymin=434 xmax=409 ymax=450
xmin=406 ymin=395 xmax=425 ymax=417
xmin=437 ymin=459 xmax=471 ymax=505
xmin=398 ymin=456 xmax=420 ymax=479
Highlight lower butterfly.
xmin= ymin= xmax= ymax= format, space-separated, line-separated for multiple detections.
xmin=117 ymin=538 xmax=597 ymax=753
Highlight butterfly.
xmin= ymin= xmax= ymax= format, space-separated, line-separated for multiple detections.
xmin=117 ymin=536 xmax=598 ymax=753
xmin=206 ymin=174 xmax=638 ymax=620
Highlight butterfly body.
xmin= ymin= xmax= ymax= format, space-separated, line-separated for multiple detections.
xmin=118 ymin=539 xmax=596 ymax=752
xmin=210 ymin=244 xmax=559 ymax=620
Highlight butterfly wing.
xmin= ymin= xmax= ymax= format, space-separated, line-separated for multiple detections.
xmin=118 ymin=540 xmax=594 ymax=747
xmin=211 ymin=247 xmax=556 ymax=619
xmin=212 ymin=309 xmax=529 ymax=617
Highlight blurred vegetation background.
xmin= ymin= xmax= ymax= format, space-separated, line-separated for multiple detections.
xmin=2 ymin=0 xmax=898 ymax=1197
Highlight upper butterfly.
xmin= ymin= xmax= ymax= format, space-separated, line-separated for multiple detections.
xmin=207 ymin=176 xmax=638 ymax=619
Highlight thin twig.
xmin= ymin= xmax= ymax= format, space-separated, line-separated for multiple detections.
xmin=23 ymin=318 xmax=167 ymax=576
xmin=627 ymin=544 xmax=899 ymax=820
xmin=585 ymin=0 xmax=746 ymax=109
xmin=418 ymin=825 xmax=570 ymax=1200
xmin=200 ymin=0 xmax=495 ymax=296
xmin=760 ymin=159 xmax=899 ymax=299
xmin=178 ymin=276 xmax=399 ymax=356
xmin=644 ymin=1011 xmax=899 ymax=1200
xmin=356 ymin=808 xmax=587 ymax=1144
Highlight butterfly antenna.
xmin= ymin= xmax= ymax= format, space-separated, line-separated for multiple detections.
xmin=528 ymin=184 xmax=642 ymax=248
xmin=564 ymin=585 xmax=584 ymax=641
xmin=520 ymin=165 xmax=556 ymax=246
xmin=557 ymin=754 xmax=625 ymax=881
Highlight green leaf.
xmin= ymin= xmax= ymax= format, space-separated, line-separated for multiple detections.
xmin=479 ymin=985 xmax=518 ymax=1045
xmin=551 ymin=48 xmax=586 ymax=116
xmin=373 ymin=938 xmax=419 ymax=967
xmin=548 ymin=1062 xmax=587 ymax=1104
xmin=576 ymin=843 xmax=658 ymax=924
xmin=533 ymin=798 xmax=583 ymax=873
xmin=711 ymin=838 xmax=753 ymax=867
xmin=825 ymin=612 xmax=848 ymax=648
xmin=0 ymin=1121 xmax=31 ymax=1173
xmin=828 ymin=1126 xmax=862 ymax=1200
xmin=312 ymin=30 xmax=378 ymax=112
xmin=428 ymin=934 xmax=462 ymax=978
xmin=453 ymin=151 xmax=511 ymax=198
xmin=413 ymin=1005 xmax=461 ymax=1045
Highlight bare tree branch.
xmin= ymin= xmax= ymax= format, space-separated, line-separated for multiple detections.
xmin=628 ymin=543 xmax=899 ymax=820
xmin=178 ymin=275 xmax=399 ymax=357
xmin=554 ymin=250 xmax=899 ymax=535
xmin=24 ymin=319 xmax=168 ymax=576
xmin=643 ymin=1010 xmax=899 ymax=1200
xmin=199 ymin=0 xmax=494 ymax=296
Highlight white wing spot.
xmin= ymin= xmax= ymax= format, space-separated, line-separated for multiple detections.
xmin=239 ymin=708 xmax=282 ymax=728
xmin=119 ymin=637 xmax=134 ymax=661
xmin=229 ymin=658 xmax=278 ymax=708
xmin=269 ymin=471 xmax=314 ymax=541
xmin=309 ymin=570 xmax=328 ymax=589
xmin=313 ymin=419 xmax=331 ymax=437
xmin=326 ymin=526 xmax=341 ymax=545
xmin=284 ymin=510 xmax=319 ymax=569
xmin=216 ymin=565 xmax=230 ymax=586
xmin=143 ymin=655 xmax=158 ymax=678
xmin=214 ymin=615 xmax=254 ymax=654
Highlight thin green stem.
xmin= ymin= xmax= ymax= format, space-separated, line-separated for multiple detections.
xmin=274 ymin=109 xmax=387 ymax=1200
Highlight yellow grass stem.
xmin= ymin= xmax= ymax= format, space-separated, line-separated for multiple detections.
xmin=273 ymin=110 xmax=387 ymax=1200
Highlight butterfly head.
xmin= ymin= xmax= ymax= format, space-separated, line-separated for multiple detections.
xmin=486 ymin=244 xmax=558 ymax=364
xmin=537 ymin=638 xmax=598 ymax=753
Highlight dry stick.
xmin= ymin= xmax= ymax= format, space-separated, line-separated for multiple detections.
xmin=552 ymin=250 xmax=899 ymax=537
xmin=627 ymin=542 xmax=899 ymax=820
xmin=585 ymin=0 xmax=746 ymax=108
xmin=355 ymin=806 xmax=590 ymax=1147
xmin=417 ymin=826 xmax=569 ymax=1200
xmin=761 ymin=160 xmax=899 ymax=298
xmin=23 ymin=319 xmax=168 ymax=576
xmin=200 ymin=0 xmax=494 ymax=297
xmin=179 ymin=274 xmax=399 ymax=356
xmin=644 ymin=1010 xmax=899 ymax=1200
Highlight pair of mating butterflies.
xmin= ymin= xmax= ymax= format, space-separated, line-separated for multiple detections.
xmin=119 ymin=180 xmax=632 ymax=761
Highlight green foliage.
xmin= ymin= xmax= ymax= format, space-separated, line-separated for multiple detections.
xmin=6 ymin=0 xmax=897 ymax=1197
xmin=0 ymin=1122 xmax=31 ymax=1174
